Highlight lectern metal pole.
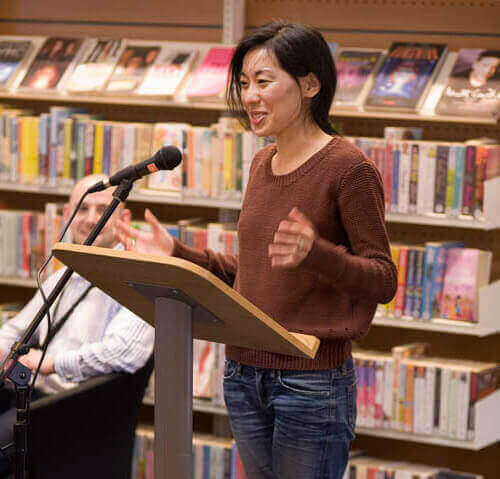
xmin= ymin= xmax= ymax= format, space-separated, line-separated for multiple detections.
xmin=154 ymin=297 xmax=193 ymax=479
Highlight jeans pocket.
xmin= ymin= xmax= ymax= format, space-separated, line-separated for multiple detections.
xmin=278 ymin=370 xmax=331 ymax=396
xmin=223 ymin=359 xmax=239 ymax=380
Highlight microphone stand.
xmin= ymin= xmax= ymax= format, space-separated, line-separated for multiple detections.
xmin=0 ymin=179 xmax=134 ymax=479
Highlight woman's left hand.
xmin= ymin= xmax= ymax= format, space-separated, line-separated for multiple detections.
xmin=268 ymin=207 xmax=316 ymax=268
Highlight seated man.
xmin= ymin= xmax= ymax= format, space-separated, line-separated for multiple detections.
xmin=0 ymin=174 xmax=154 ymax=465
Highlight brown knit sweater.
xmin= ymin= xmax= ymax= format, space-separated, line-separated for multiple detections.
xmin=173 ymin=135 xmax=397 ymax=370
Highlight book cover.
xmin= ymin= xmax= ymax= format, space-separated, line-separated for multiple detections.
xmin=334 ymin=48 xmax=384 ymax=108
xmin=139 ymin=47 xmax=198 ymax=97
xmin=365 ymin=42 xmax=447 ymax=111
xmin=105 ymin=43 xmax=161 ymax=93
xmin=0 ymin=39 xmax=33 ymax=89
xmin=485 ymin=145 xmax=500 ymax=179
xmin=440 ymin=248 xmax=492 ymax=323
xmin=436 ymin=49 xmax=500 ymax=119
xmin=185 ymin=46 xmax=234 ymax=101
xmin=66 ymin=38 xmax=124 ymax=93
xmin=19 ymin=37 xmax=84 ymax=91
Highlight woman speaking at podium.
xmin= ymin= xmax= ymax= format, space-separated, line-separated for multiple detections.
xmin=117 ymin=21 xmax=397 ymax=479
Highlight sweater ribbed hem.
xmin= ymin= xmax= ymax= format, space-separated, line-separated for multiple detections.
xmin=225 ymin=339 xmax=351 ymax=370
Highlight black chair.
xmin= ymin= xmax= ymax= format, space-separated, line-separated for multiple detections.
xmin=10 ymin=356 xmax=154 ymax=479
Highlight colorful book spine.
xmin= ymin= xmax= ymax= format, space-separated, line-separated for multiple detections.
xmin=452 ymin=145 xmax=465 ymax=216
xmin=433 ymin=144 xmax=449 ymax=214
xmin=461 ymin=146 xmax=476 ymax=216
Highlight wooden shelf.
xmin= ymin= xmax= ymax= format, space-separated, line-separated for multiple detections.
xmin=354 ymin=427 xmax=491 ymax=451
xmin=0 ymin=91 xmax=226 ymax=112
xmin=372 ymin=316 xmax=497 ymax=337
xmin=332 ymin=107 xmax=498 ymax=125
xmin=0 ymin=181 xmax=497 ymax=228
xmin=385 ymin=212 xmax=498 ymax=231
xmin=0 ymin=91 xmax=496 ymax=125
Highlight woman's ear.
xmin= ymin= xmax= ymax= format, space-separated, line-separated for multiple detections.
xmin=299 ymin=73 xmax=321 ymax=98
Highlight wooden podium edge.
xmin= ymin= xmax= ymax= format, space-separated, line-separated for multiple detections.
xmin=53 ymin=243 xmax=320 ymax=359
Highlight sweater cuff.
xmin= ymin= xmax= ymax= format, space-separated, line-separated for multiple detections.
xmin=302 ymin=237 xmax=348 ymax=283
xmin=172 ymin=238 xmax=209 ymax=268
xmin=54 ymin=350 xmax=82 ymax=383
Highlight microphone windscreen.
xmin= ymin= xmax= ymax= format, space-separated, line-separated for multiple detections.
xmin=154 ymin=145 xmax=182 ymax=170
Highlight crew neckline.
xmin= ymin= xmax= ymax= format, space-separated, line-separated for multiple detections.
xmin=266 ymin=136 xmax=339 ymax=186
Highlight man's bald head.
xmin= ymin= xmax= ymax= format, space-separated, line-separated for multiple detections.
xmin=63 ymin=174 xmax=130 ymax=248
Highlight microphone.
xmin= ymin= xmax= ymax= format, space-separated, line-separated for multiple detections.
xmin=87 ymin=145 xmax=182 ymax=193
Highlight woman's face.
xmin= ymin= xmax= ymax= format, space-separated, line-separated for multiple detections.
xmin=239 ymin=48 xmax=304 ymax=138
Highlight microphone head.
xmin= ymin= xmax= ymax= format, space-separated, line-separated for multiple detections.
xmin=153 ymin=145 xmax=182 ymax=170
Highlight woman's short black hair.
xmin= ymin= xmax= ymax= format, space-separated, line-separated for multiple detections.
xmin=226 ymin=21 xmax=337 ymax=136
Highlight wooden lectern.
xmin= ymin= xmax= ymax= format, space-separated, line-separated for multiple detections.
xmin=53 ymin=243 xmax=320 ymax=478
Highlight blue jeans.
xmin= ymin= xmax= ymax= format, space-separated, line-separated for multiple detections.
xmin=223 ymin=356 xmax=356 ymax=479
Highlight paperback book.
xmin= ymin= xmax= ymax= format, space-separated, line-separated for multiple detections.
xmin=435 ymin=49 xmax=500 ymax=119
xmin=19 ymin=37 xmax=85 ymax=91
xmin=364 ymin=42 xmax=447 ymax=112
xmin=185 ymin=46 xmax=234 ymax=102
xmin=65 ymin=38 xmax=124 ymax=93
xmin=334 ymin=48 xmax=384 ymax=109
xmin=440 ymin=248 xmax=492 ymax=323
xmin=0 ymin=39 xmax=34 ymax=90
xmin=104 ymin=42 xmax=161 ymax=94
xmin=139 ymin=47 xmax=198 ymax=97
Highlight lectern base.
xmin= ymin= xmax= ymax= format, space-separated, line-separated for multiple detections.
xmin=155 ymin=296 xmax=193 ymax=479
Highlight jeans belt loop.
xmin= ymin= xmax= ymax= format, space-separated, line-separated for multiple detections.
xmin=237 ymin=363 xmax=243 ymax=376
xmin=341 ymin=364 xmax=346 ymax=376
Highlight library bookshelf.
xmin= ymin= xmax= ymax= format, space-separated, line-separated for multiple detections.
xmin=0 ymin=0 xmax=498 ymax=477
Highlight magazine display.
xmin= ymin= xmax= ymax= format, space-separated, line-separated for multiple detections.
xmin=364 ymin=42 xmax=447 ymax=112
xmin=435 ymin=49 xmax=500 ymax=119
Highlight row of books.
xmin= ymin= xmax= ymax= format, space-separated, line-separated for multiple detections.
xmin=0 ymin=209 xmax=493 ymax=326
xmin=142 ymin=341 xmax=499 ymax=443
xmin=143 ymin=340 xmax=225 ymax=407
xmin=381 ymin=242 xmax=492 ymax=323
xmin=354 ymin=344 xmax=499 ymax=440
xmin=0 ymin=205 xmax=68 ymax=280
xmin=345 ymin=456 xmax=482 ymax=479
xmin=132 ymin=428 xmax=245 ymax=479
xmin=0 ymin=105 xmax=155 ymax=188
xmin=132 ymin=429 xmax=482 ymax=479
xmin=349 ymin=135 xmax=500 ymax=220
xmin=1 ymin=105 xmax=499 ymax=219
xmin=0 ymin=106 xmax=272 ymax=201
xmin=0 ymin=35 xmax=498 ymax=119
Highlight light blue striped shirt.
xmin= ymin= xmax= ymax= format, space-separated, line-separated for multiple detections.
xmin=0 ymin=266 xmax=154 ymax=394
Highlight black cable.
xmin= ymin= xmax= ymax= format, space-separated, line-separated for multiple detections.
xmin=28 ymin=189 xmax=89 ymax=403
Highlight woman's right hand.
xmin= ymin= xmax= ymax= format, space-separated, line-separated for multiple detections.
xmin=116 ymin=208 xmax=175 ymax=257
